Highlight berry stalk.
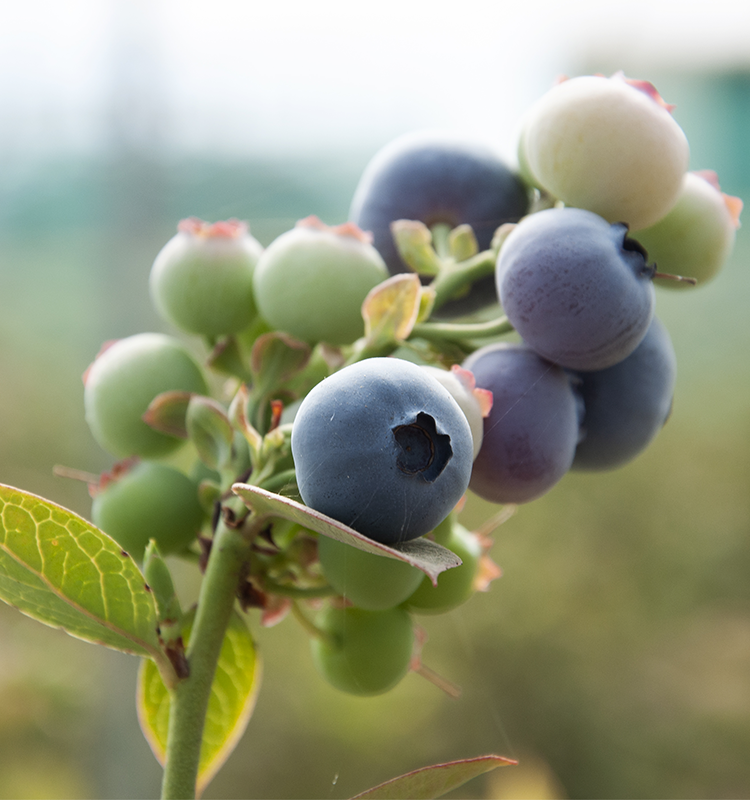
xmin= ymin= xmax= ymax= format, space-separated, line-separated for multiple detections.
xmin=411 ymin=314 xmax=514 ymax=344
xmin=429 ymin=248 xmax=497 ymax=310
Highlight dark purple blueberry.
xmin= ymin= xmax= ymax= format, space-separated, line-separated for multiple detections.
xmin=571 ymin=317 xmax=676 ymax=470
xmin=496 ymin=207 xmax=656 ymax=370
xmin=350 ymin=131 xmax=529 ymax=314
xmin=463 ymin=343 xmax=579 ymax=504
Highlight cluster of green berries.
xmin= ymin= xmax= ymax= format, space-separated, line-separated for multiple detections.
xmin=81 ymin=71 xmax=741 ymax=698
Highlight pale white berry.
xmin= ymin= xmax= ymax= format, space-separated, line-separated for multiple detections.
xmin=521 ymin=74 xmax=690 ymax=231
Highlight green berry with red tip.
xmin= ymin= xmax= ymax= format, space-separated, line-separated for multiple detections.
xmin=150 ymin=218 xmax=263 ymax=336
xmin=404 ymin=522 xmax=482 ymax=615
xmin=84 ymin=333 xmax=208 ymax=459
xmin=633 ymin=171 xmax=742 ymax=289
xmin=252 ymin=216 xmax=389 ymax=345
xmin=91 ymin=461 xmax=206 ymax=561
xmin=310 ymin=605 xmax=414 ymax=696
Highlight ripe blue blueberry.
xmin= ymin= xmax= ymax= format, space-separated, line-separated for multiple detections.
xmin=291 ymin=357 xmax=474 ymax=544
xmin=350 ymin=131 xmax=529 ymax=313
xmin=571 ymin=317 xmax=677 ymax=470
xmin=497 ymin=207 xmax=656 ymax=371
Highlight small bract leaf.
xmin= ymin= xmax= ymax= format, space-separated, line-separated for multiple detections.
xmin=250 ymin=331 xmax=311 ymax=396
xmin=0 ymin=484 xmax=161 ymax=657
xmin=491 ymin=222 xmax=517 ymax=255
xmin=362 ymin=274 xmax=422 ymax=349
xmin=206 ymin=335 xmax=253 ymax=383
xmin=137 ymin=609 xmax=261 ymax=797
xmin=351 ymin=754 xmax=517 ymax=800
xmin=143 ymin=541 xmax=182 ymax=630
xmin=232 ymin=483 xmax=460 ymax=585
xmin=228 ymin=384 xmax=263 ymax=458
xmin=416 ymin=287 xmax=436 ymax=324
xmin=197 ymin=479 xmax=222 ymax=515
xmin=186 ymin=396 xmax=234 ymax=471
xmin=448 ymin=224 xmax=479 ymax=262
xmin=390 ymin=220 xmax=443 ymax=276
xmin=142 ymin=391 xmax=193 ymax=439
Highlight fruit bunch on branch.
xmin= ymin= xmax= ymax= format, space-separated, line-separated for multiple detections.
xmin=0 ymin=72 xmax=741 ymax=799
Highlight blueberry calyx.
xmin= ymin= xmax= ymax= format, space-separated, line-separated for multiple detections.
xmin=618 ymin=227 xmax=657 ymax=279
xmin=393 ymin=412 xmax=452 ymax=482
xmin=622 ymin=234 xmax=648 ymax=260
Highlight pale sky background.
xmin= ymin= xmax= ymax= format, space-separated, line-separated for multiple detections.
xmin=0 ymin=0 xmax=748 ymax=162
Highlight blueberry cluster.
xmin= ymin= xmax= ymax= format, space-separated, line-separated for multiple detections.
xmin=79 ymin=72 xmax=741 ymax=699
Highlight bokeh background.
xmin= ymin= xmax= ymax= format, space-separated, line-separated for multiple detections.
xmin=1 ymin=1 xmax=749 ymax=797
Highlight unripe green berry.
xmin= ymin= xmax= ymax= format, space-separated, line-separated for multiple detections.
xmin=84 ymin=333 xmax=208 ymax=458
xmin=634 ymin=171 xmax=742 ymax=289
xmin=150 ymin=218 xmax=263 ymax=336
xmin=317 ymin=536 xmax=423 ymax=611
xmin=310 ymin=605 xmax=414 ymax=696
xmin=91 ymin=462 xmax=205 ymax=561
xmin=252 ymin=216 xmax=389 ymax=345
xmin=404 ymin=523 xmax=481 ymax=615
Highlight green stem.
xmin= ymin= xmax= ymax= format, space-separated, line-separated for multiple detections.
xmin=430 ymin=249 xmax=497 ymax=310
xmin=411 ymin=315 xmax=514 ymax=343
xmin=291 ymin=601 xmax=336 ymax=647
xmin=431 ymin=222 xmax=452 ymax=259
xmin=259 ymin=468 xmax=297 ymax=493
xmin=160 ymin=500 xmax=261 ymax=799
xmin=343 ymin=338 xmax=401 ymax=366
xmin=263 ymin=580 xmax=335 ymax=599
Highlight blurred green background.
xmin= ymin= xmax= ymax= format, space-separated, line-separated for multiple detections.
xmin=1 ymin=2 xmax=749 ymax=798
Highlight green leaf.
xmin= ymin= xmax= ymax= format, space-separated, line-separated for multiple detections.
xmin=491 ymin=222 xmax=517 ymax=255
xmin=197 ymin=479 xmax=222 ymax=516
xmin=232 ymin=483 xmax=460 ymax=586
xmin=186 ymin=396 xmax=235 ymax=471
xmin=206 ymin=335 xmax=253 ymax=383
xmin=137 ymin=609 xmax=262 ymax=797
xmin=250 ymin=331 xmax=311 ymax=397
xmin=390 ymin=220 xmax=443 ymax=277
xmin=351 ymin=754 xmax=517 ymax=800
xmin=228 ymin=384 xmax=263 ymax=459
xmin=416 ymin=286 xmax=436 ymax=324
xmin=142 ymin=390 xmax=193 ymax=439
xmin=0 ymin=484 xmax=161 ymax=657
xmin=448 ymin=224 xmax=479 ymax=262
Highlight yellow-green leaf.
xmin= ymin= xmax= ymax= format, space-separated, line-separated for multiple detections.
xmin=448 ymin=224 xmax=479 ymax=262
xmin=362 ymin=273 xmax=422 ymax=348
xmin=416 ymin=286 xmax=436 ymax=324
xmin=351 ymin=754 xmax=517 ymax=799
xmin=137 ymin=609 xmax=261 ymax=797
xmin=0 ymin=484 xmax=161 ymax=657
